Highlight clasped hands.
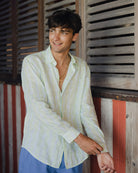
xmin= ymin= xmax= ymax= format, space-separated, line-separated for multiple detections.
xmin=74 ymin=133 xmax=116 ymax=173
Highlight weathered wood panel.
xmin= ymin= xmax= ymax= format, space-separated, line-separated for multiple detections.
xmin=0 ymin=84 xmax=138 ymax=173
xmin=126 ymin=102 xmax=138 ymax=173
xmin=101 ymin=98 xmax=113 ymax=156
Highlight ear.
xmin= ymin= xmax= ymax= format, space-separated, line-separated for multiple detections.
xmin=72 ymin=33 xmax=79 ymax=42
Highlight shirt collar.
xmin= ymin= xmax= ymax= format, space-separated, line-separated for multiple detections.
xmin=45 ymin=46 xmax=77 ymax=66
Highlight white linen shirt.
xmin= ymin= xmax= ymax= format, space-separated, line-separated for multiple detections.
xmin=21 ymin=46 xmax=108 ymax=169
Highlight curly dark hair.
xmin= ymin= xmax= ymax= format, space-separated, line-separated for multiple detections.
xmin=47 ymin=9 xmax=82 ymax=34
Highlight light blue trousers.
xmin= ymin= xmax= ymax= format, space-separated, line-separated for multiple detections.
xmin=19 ymin=148 xmax=82 ymax=173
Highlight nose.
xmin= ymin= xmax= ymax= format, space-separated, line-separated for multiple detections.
xmin=54 ymin=32 xmax=60 ymax=41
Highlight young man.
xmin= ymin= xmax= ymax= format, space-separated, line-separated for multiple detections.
xmin=19 ymin=9 xmax=116 ymax=173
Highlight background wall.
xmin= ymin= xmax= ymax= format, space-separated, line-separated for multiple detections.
xmin=0 ymin=84 xmax=138 ymax=173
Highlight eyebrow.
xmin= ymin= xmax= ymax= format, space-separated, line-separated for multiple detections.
xmin=49 ymin=27 xmax=73 ymax=34
xmin=61 ymin=28 xmax=72 ymax=32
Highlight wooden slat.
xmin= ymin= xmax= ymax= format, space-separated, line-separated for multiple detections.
xmin=18 ymin=35 xmax=38 ymax=42
xmin=45 ymin=0 xmax=75 ymax=11
xmin=87 ymin=16 xmax=134 ymax=30
xmin=0 ymin=52 xmax=12 ymax=56
xmin=87 ymin=56 xmax=134 ymax=64
xmin=18 ymin=3 xmax=37 ymax=14
xmin=113 ymin=100 xmax=126 ymax=173
xmin=0 ymin=0 xmax=9 ymax=6
xmin=0 ymin=2 xmax=10 ymax=11
xmin=87 ymin=0 xmax=134 ymax=14
xmin=90 ymin=74 xmax=136 ymax=90
xmin=132 ymin=103 xmax=138 ymax=172
xmin=0 ymin=33 xmax=11 ymax=39
xmin=87 ymin=46 xmax=134 ymax=55
xmin=18 ymin=23 xmax=37 ymax=31
xmin=18 ymin=0 xmax=37 ymax=8
xmin=18 ymin=47 xmax=38 ymax=54
xmin=0 ymin=57 xmax=12 ymax=61
xmin=0 ymin=62 xmax=12 ymax=66
xmin=18 ymin=16 xmax=38 ymax=25
xmin=45 ymin=0 xmax=60 ymax=4
xmin=0 ymin=26 xmax=11 ymax=32
xmin=0 ymin=45 xmax=12 ymax=51
xmin=126 ymin=102 xmax=133 ymax=173
xmin=0 ymin=13 xmax=10 ymax=21
xmin=18 ymin=28 xmax=38 ymax=36
xmin=87 ymin=0 xmax=109 ymax=5
xmin=0 ymin=19 xmax=11 ymax=25
xmin=18 ymin=41 xmax=38 ymax=47
xmin=87 ymin=6 xmax=134 ymax=23
xmin=0 ymin=35 xmax=12 ymax=41
xmin=101 ymin=98 xmax=113 ymax=156
xmin=0 ymin=66 xmax=12 ymax=69
xmin=18 ymin=9 xmax=38 ymax=20
xmin=0 ymin=8 xmax=9 ymax=16
xmin=87 ymin=36 xmax=134 ymax=47
xmin=87 ymin=25 xmax=134 ymax=39
xmin=89 ymin=65 xmax=134 ymax=73
xmin=44 ymin=5 xmax=76 ymax=18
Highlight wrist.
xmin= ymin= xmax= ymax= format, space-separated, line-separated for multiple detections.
xmin=74 ymin=133 xmax=83 ymax=144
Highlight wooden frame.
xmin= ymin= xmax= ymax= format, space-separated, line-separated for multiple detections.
xmin=135 ymin=0 xmax=138 ymax=89
xmin=38 ymin=0 xmax=44 ymax=51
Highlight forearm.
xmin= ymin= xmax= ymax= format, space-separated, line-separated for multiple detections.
xmin=74 ymin=133 xmax=103 ymax=155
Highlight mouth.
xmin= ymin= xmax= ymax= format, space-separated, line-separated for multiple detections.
xmin=53 ymin=42 xmax=62 ymax=46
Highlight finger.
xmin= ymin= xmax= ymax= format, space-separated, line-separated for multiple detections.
xmin=95 ymin=148 xmax=101 ymax=155
xmin=101 ymin=165 xmax=107 ymax=171
xmin=103 ymin=168 xmax=112 ymax=173
xmin=96 ymin=144 xmax=103 ymax=151
xmin=103 ymin=167 xmax=116 ymax=173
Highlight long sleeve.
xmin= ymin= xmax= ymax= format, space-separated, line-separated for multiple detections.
xmin=21 ymin=56 xmax=80 ymax=143
xmin=21 ymin=48 xmax=97 ymax=168
xmin=80 ymin=66 xmax=108 ymax=152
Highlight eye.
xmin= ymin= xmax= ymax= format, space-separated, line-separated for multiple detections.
xmin=49 ymin=28 xmax=55 ymax=32
xmin=61 ymin=29 xmax=69 ymax=35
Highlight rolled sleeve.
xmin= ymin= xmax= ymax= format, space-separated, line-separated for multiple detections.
xmin=62 ymin=127 xmax=80 ymax=143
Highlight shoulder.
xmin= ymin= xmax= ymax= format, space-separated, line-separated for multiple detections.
xmin=23 ymin=50 xmax=46 ymax=64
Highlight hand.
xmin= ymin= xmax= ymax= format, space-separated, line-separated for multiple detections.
xmin=74 ymin=133 xmax=103 ymax=155
xmin=97 ymin=152 xmax=116 ymax=173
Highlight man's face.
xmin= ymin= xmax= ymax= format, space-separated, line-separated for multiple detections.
xmin=49 ymin=27 xmax=78 ymax=54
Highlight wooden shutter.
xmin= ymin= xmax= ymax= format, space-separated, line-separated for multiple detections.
xmin=0 ymin=0 xmax=13 ymax=80
xmin=85 ymin=0 xmax=138 ymax=90
xmin=44 ymin=0 xmax=78 ymax=55
xmin=0 ymin=0 xmax=40 ymax=83
xmin=17 ymin=0 xmax=39 ymax=74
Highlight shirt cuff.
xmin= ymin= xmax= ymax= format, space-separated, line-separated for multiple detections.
xmin=62 ymin=127 xmax=80 ymax=143
xmin=101 ymin=144 xmax=109 ymax=153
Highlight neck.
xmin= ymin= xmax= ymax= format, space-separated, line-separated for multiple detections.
xmin=52 ymin=51 xmax=70 ymax=66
